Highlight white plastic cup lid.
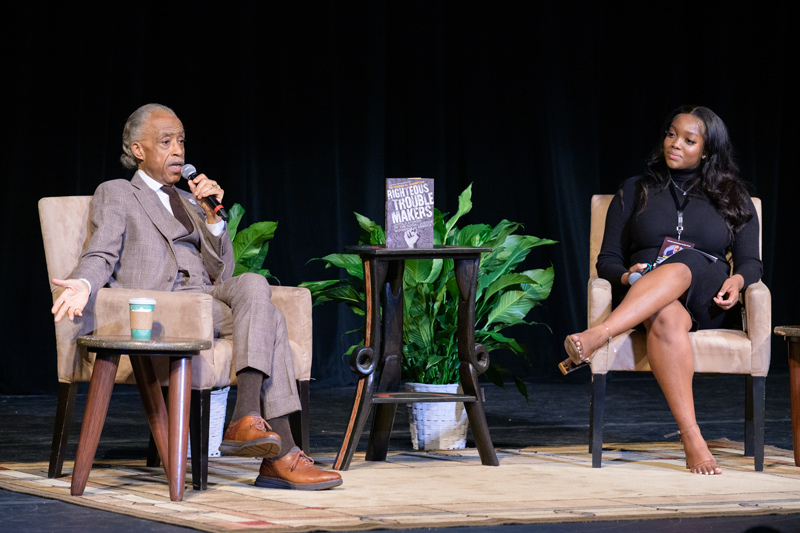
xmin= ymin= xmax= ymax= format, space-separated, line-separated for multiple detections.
xmin=129 ymin=298 xmax=157 ymax=305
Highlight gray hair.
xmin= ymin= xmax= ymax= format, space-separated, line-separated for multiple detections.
xmin=120 ymin=103 xmax=177 ymax=169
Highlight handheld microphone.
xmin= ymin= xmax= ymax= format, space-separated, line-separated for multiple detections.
xmin=628 ymin=263 xmax=653 ymax=285
xmin=180 ymin=164 xmax=229 ymax=222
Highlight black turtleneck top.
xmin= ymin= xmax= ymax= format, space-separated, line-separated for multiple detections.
xmin=596 ymin=173 xmax=762 ymax=294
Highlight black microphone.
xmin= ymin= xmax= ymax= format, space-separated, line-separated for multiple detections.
xmin=180 ymin=164 xmax=229 ymax=222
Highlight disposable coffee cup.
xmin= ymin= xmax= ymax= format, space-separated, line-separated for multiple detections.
xmin=129 ymin=298 xmax=157 ymax=339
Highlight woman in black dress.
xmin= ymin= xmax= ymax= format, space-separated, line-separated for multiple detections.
xmin=564 ymin=106 xmax=762 ymax=475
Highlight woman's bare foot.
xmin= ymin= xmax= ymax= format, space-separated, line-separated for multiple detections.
xmin=565 ymin=324 xmax=613 ymax=363
xmin=679 ymin=425 xmax=722 ymax=475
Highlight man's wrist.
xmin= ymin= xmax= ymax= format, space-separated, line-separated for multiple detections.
xmin=79 ymin=278 xmax=92 ymax=295
xmin=206 ymin=218 xmax=226 ymax=237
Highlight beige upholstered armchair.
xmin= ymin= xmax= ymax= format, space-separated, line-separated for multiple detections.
xmin=586 ymin=194 xmax=771 ymax=470
xmin=39 ymin=196 xmax=313 ymax=489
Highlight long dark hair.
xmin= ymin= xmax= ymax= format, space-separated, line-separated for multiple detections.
xmin=636 ymin=105 xmax=752 ymax=236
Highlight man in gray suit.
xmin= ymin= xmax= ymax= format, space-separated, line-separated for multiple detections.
xmin=51 ymin=103 xmax=341 ymax=491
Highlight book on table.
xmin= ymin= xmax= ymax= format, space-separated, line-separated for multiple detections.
xmin=385 ymin=177 xmax=434 ymax=249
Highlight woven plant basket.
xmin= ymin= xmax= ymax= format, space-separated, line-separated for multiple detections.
xmin=405 ymin=382 xmax=468 ymax=450
xmin=188 ymin=386 xmax=230 ymax=458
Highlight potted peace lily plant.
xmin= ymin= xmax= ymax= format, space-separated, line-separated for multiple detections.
xmin=301 ymin=185 xmax=556 ymax=450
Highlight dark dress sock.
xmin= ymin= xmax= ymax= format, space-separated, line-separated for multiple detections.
xmin=231 ymin=368 xmax=265 ymax=423
xmin=266 ymin=415 xmax=296 ymax=460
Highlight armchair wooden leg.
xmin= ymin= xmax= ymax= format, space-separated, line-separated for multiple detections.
xmin=590 ymin=373 xmax=607 ymax=468
xmin=290 ymin=380 xmax=310 ymax=453
xmin=745 ymin=375 xmax=766 ymax=471
xmin=190 ymin=389 xmax=211 ymax=490
xmin=48 ymin=382 xmax=78 ymax=478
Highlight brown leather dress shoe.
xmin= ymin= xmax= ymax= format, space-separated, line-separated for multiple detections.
xmin=256 ymin=447 xmax=343 ymax=490
xmin=219 ymin=413 xmax=281 ymax=458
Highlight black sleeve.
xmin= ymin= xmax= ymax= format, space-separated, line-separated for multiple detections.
xmin=731 ymin=195 xmax=763 ymax=289
xmin=596 ymin=177 xmax=638 ymax=287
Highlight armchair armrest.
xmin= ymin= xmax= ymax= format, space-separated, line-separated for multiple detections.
xmin=96 ymin=288 xmax=220 ymax=387
xmin=744 ymin=281 xmax=771 ymax=376
xmin=94 ymin=288 xmax=215 ymax=340
xmin=587 ymin=277 xmax=612 ymax=328
xmin=270 ymin=286 xmax=313 ymax=381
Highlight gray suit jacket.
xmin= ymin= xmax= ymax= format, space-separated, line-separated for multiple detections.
xmin=73 ymin=173 xmax=234 ymax=293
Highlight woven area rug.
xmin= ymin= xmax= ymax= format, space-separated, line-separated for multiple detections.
xmin=2 ymin=440 xmax=800 ymax=532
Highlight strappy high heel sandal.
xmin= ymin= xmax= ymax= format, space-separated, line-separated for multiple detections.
xmin=559 ymin=324 xmax=613 ymax=375
xmin=671 ymin=424 xmax=722 ymax=475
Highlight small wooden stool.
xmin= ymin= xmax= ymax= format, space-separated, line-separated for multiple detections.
xmin=72 ymin=335 xmax=210 ymax=501
xmin=775 ymin=326 xmax=800 ymax=466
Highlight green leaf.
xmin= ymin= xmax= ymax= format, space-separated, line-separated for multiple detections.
xmin=318 ymin=253 xmax=364 ymax=279
xmin=453 ymin=224 xmax=492 ymax=247
xmin=355 ymin=212 xmax=385 ymax=245
xmin=299 ymin=279 xmax=341 ymax=292
xmin=520 ymin=267 xmax=555 ymax=300
xmin=256 ymin=268 xmax=278 ymax=283
xmin=476 ymin=329 xmax=526 ymax=355
xmin=232 ymin=221 xmax=278 ymax=266
xmin=404 ymin=258 xmax=443 ymax=286
xmin=484 ymin=273 xmax=540 ymax=300
xmin=513 ymin=377 xmax=530 ymax=402
xmin=485 ymin=290 xmax=538 ymax=327
xmin=482 ymin=365 xmax=505 ymax=389
xmin=227 ymin=203 xmax=246 ymax=241
xmin=444 ymin=184 xmax=473 ymax=241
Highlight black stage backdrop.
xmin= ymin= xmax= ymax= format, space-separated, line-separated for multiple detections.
xmin=3 ymin=2 xmax=796 ymax=393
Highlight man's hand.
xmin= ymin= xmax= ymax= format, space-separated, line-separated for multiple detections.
xmin=713 ymin=274 xmax=744 ymax=310
xmin=51 ymin=278 xmax=90 ymax=322
xmin=187 ymin=173 xmax=224 ymax=223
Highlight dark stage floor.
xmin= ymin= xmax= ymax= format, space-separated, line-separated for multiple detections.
xmin=1 ymin=371 xmax=798 ymax=533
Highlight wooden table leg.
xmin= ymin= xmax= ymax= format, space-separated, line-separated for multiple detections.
xmin=71 ymin=352 xmax=120 ymax=496
xmin=168 ymin=356 xmax=192 ymax=501
xmin=455 ymin=257 xmax=499 ymax=467
xmin=334 ymin=257 xmax=387 ymax=471
xmin=366 ymin=259 xmax=404 ymax=462
xmin=788 ymin=337 xmax=800 ymax=466
xmin=334 ymin=373 xmax=375 ymax=471
xmin=130 ymin=355 xmax=170 ymax=474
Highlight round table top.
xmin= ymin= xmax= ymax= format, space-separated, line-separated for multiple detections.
xmin=77 ymin=335 xmax=211 ymax=352
xmin=774 ymin=326 xmax=800 ymax=337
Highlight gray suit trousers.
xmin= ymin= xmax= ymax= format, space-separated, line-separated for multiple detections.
xmin=201 ymin=273 xmax=301 ymax=419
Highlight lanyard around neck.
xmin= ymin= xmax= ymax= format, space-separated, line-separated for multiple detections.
xmin=667 ymin=183 xmax=691 ymax=239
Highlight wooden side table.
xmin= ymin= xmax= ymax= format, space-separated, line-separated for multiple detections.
xmin=774 ymin=326 xmax=800 ymax=466
xmin=334 ymin=245 xmax=499 ymax=471
xmin=72 ymin=335 xmax=211 ymax=501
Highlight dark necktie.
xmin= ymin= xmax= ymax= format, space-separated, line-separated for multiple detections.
xmin=161 ymin=185 xmax=194 ymax=233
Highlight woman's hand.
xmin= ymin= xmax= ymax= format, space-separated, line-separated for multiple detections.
xmin=621 ymin=263 xmax=651 ymax=286
xmin=713 ymin=274 xmax=744 ymax=310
